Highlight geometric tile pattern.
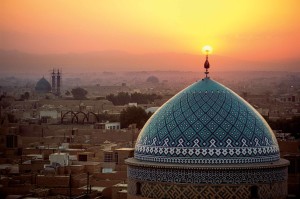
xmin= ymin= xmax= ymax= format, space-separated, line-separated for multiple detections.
xmin=127 ymin=180 xmax=287 ymax=199
xmin=135 ymin=78 xmax=280 ymax=164
xmin=135 ymin=145 xmax=279 ymax=164
xmin=128 ymin=165 xmax=288 ymax=184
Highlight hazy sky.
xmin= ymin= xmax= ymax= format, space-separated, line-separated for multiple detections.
xmin=1 ymin=0 xmax=300 ymax=62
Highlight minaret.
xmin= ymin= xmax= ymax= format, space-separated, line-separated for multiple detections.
xmin=51 ymin=69 xmax=56 ymax=93
xmin=56 ymin=69 xmax=61 ymax=96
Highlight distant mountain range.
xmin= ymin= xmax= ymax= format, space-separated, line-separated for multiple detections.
xmin=0 ymin=49 xmax=299 ymax=74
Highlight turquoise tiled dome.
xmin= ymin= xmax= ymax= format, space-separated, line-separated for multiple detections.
xmin=135 ymin=78 xmax=279 ymax=164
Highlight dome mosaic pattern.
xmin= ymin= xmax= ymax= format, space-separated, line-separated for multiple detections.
xmin=135 ymin=78 xmax=280 ymax=164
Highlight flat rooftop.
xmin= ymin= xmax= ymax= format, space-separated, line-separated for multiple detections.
xmin=115 ymin=148 xmax=134 ymax=151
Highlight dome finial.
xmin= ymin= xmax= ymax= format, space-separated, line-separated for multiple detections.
xmin=204 ymin=54 xmax=210 ymax=78
xmin=202 ymin=45 xmax=212 ymax=78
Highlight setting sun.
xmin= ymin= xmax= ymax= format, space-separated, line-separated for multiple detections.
xmin=202 ymin=45 xmax=213 ymax=55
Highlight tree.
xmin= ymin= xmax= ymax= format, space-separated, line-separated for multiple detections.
xmin=65 ymin=90 xmax=71 ymax=96
xmin=71 ymin=87 xmax=88 ymax=100
xmin=20 ymin=92 xmax=30 ymax=101
xmin=0 ymin=96 xmax=12 ymax=109
xmin=24 ymin=92 xmax=30 ymax=100
xmin=120 ymin=106 xmax=152 ymax=129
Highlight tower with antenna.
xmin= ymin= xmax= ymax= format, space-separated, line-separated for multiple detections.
xmin=50 ymin=68 xmax=62 ymax=96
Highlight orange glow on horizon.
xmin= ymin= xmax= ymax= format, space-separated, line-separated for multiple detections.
xmin=1 ymin=0 xmax=300 ymax=66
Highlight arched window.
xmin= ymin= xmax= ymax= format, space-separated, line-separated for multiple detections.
xmin=136 ymin=182 xmax=141 ymax=195
xmin=250 ymin=185 xmax=259 ymax=199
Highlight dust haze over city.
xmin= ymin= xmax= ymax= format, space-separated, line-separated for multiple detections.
xmin=0 ymin=1 xmax=300 ymax=199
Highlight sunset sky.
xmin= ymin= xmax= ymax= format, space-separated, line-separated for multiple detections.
xmin=1 ymin=0 xmax=300 ymax=72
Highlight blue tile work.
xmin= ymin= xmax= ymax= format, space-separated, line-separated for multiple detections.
xmin=135 ymin=78 xmax=280 ymax=164
xmin=128 ymin=165 xmax=287 ymax=184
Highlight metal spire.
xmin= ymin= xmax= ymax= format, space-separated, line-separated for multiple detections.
xmin=204 ymin=51 xmax=210 ymax=78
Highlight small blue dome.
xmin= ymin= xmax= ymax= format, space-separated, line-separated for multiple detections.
xmin=35 ymin=77 xmax=51 ymax=93
xmin=135 ymin=78 xmax=279 ymax=164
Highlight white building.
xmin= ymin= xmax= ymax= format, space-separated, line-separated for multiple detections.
xmin=49 ymin=153 xmax=69 ymax=166
xmin=146 ymin=107 xmax=160 ymax=114
xmin=94 ymin=122 xmax=121 ymax=130
xmin=105 ymin=122 xmax=121 ymax=130
xmin=39 ymin=110 xmax=58 ymax=119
